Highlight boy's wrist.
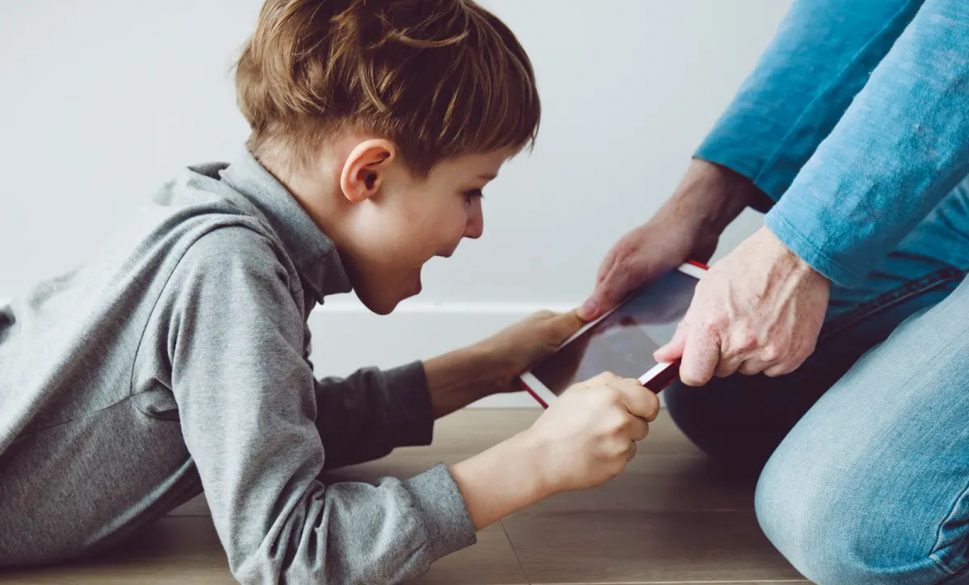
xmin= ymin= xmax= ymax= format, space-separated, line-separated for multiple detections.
xmin=449 ymin=430 xmax=554 ymax=530
xmin=506 ymin=429 xmax=558 ymax=499
xmin=424 ymin=345 xmax=504 ymax=418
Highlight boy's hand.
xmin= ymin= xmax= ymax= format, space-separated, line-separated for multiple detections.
xmin=450 ymin=371 xmax=659 ymax=531
xmin=520 ymin=371 xmax=660 ymax=493
xmin=424 ymin=310 xmax=586 ymax=418
xmin=475 ymin=310 xmax=587 ymax=394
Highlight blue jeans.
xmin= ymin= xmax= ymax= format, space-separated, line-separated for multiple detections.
xmin=664 ymin=177 xmax=969 ymax=584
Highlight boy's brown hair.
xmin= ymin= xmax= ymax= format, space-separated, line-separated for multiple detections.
xmin=235 ymin=0 xmax=540 ymax=175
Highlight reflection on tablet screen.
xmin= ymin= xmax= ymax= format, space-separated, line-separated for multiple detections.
xmin=530 ymin=269 xmax=698 ymax=396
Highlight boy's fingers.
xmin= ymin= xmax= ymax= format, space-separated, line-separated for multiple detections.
xmin=549 ymin=309 xmax=586 ymax=340
xmin=612 ymin=377 xmax=660 ymax=421
xmin=627 ymin=416 xmax=650 ymax=441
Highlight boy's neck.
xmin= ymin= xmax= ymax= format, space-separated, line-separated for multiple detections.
xmin=254 ymin=144 xmax=349 ymax=248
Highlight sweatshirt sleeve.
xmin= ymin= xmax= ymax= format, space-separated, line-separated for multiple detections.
xmin=162 ymin=228 xmax=476 ymax=584
xmin=695 ymin=0 xmax=923 ymax=209
xmin=764 ymin=0 xmax=969 ymax=286
xmin=313 ymin=362 xmax=436 ymax=469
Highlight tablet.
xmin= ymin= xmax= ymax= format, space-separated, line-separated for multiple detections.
xmin=519 ymin=262 xmax=706 ymax=408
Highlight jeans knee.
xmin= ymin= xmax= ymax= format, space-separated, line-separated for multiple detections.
xmin=755 ymin=451 xmax=949 ymax=585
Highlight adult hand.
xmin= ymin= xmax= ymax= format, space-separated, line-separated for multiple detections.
xmin=581 ymin=159 xmax=763 ymax=321
xmin=654 ymin=226 xmax=830 ymax=385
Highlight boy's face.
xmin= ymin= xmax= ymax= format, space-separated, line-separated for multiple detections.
xmin=340 ymin=146 xmax=516 ymax=314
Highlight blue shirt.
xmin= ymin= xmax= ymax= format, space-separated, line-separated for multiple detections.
xmin=696 ymin=0 xmax=969 ymax=286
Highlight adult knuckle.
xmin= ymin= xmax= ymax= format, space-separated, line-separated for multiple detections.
xmin=761 ymin=343 xmax=782 ymax=362
xmin=616 ymin=239 xmax=639 ymax=261
xmin=702 ymin=320 xmax=721 ymax=338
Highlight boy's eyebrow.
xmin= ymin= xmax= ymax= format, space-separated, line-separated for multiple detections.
xmin=478 ymin=173 xmax=497 ymax=181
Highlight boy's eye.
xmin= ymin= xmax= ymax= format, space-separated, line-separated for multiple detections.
xmin=463 ymin=189 xmax=484 ymax=202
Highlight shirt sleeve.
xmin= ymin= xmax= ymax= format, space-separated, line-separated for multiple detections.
xmin=695 ymin=0 xmax=923 ymax=208
xmin=312 ymin=361 xmax=436 ymax=469
xmin=298 ymin=310 xmax=435 ymax=469
xmin=162 ymin=228 xmax=476 ymax=584
xmin=765 ymin=0 xmax=969 ymax=286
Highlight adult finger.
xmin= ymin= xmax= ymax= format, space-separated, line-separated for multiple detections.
xmin=736 ymin=358 xmax=770 ymax=376
xmin=679 ymin=325 xmax=721 ymax=387
xmin=713 ymin=356 xmax=743 ymax=378
xmin=653 ymin=319 xmax=688 ymax=362
xmin=581 ymin=267 xmax=640 ymax=321
xmin=763 ymin=358 xmax=804 ymax=378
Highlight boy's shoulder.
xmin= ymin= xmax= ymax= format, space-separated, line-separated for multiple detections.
xmin=155 ymin=166 xmax=296 ymax=283
xmin=156 ymin=163 xmax=282 ymax=244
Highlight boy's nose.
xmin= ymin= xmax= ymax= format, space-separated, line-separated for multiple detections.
xmin=464 ymin=200 xmax=484 ymax=239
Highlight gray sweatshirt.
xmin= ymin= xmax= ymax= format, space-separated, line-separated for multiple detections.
xmin=0 ymin=150 xmax=477 ymax=583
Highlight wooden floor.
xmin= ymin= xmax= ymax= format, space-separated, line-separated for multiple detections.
xmin=1 ymin=409 xmax=810 ymax=584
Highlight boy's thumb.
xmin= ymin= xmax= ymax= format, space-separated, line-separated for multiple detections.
xmin=554 ymin=309 xmax=586 ymax=339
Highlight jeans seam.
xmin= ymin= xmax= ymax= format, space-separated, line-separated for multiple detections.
xmin=930 ymin=478 xmax=969 ymax=576
xmin=819 ymin=267 xmax=966 ymax=342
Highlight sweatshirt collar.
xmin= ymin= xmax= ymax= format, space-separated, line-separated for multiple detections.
xmin=217 ymin=148 xmax=353 ymax=304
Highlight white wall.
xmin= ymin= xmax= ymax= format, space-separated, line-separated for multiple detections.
xmin=0 ymin=1 xmax=791 ymax=406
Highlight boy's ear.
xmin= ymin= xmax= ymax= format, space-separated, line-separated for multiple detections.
xmin=339 ymin=138 xmax=397 ymax=203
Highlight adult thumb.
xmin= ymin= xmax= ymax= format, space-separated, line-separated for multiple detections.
xmin=654 ymin=320 xmax=688 ymax=362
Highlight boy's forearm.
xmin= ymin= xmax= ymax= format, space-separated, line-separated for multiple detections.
xmin=449 ymin=431 xmax=551 ymax=530
xmin=423 ymin=344 xmax=504 ymax=418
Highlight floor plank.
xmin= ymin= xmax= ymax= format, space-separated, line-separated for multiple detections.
xmin=0 ymin=517 xmax=235 ymax=585
xmin=0 ymin=517 xmax=527 ymax=585
xmin=541 ymin=582 xmax=810 ymax=584
xmin=504 ymin=509 xmax=802 ymax=584
xmin=0 ymin=408 xmax=809 ymax=584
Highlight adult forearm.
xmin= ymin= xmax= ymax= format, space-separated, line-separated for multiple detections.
xmin=660 ymin=159 xmax=765 ymax=237
xmin=764 ymin=0 xmax=969 ymax=287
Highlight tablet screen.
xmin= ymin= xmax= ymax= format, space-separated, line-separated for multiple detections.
xmin=529 ymin=268 xmax=698 ymax=397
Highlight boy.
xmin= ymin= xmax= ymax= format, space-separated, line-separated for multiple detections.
xmin=0 ymin=1 xmax=658 ymax=583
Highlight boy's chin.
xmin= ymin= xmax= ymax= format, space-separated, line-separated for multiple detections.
xmin=357 ymin=294 xmax=396 ymax=316
xmin=356 ymin=286 xmax=418 ymax=316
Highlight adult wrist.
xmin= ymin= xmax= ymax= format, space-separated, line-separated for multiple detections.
xmin=665 ymin=158 xmax=763 ymax=235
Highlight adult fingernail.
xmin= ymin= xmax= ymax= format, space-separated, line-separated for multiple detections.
xmin=580 ymin=300 xmax=598 ymax=319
